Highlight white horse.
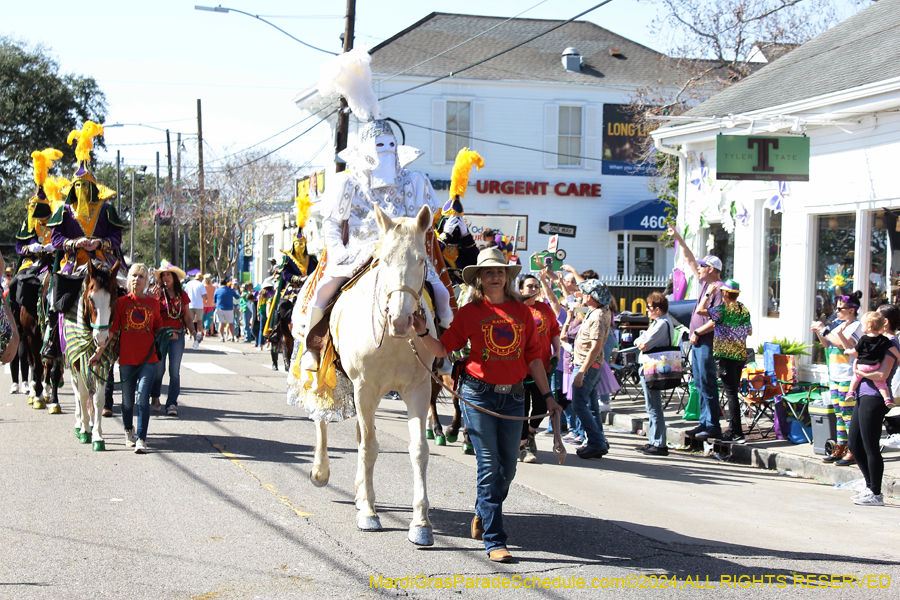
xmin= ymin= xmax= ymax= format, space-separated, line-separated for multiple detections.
xmin=308 ymin=205 xmax=438 ymax=546
xmin=63 ymin=260 xmax=119 ymax=451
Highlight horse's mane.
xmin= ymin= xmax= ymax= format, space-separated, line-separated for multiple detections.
xmin=88 ymin=262 xmax=115 ymax=291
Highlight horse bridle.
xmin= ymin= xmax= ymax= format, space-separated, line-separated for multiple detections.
xmin=84 ymin=285 xmax=115 ymax=331
xmin=372 ymin=262 xmax=427 ymax=348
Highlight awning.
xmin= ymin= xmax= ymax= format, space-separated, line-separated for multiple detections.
xmin=608 ymin=199 xmax=671 ymax=232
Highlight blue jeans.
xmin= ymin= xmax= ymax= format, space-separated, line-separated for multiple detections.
xmin=691 ymin=343 xmax=721 ymax=432
xmin=572 ymin=363 xmax=609 ymax=451
xmin=459 ymin=376 xmax=524 ymax=554
xmin=640 ymin=373 xmax=666 ymax=447
xmin=151 ymin=333 xmax=185 ymax=407
xmin=120 ymin=362 xmax=156 ymax=440
xmin=242 ymin=310 xmax=252 ymax=341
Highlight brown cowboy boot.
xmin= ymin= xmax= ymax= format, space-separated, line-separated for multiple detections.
xmin=822 ymin=443 xmax=846 ymax=464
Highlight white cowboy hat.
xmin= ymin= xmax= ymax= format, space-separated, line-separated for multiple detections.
xmin=154 ymin=260 xmax=186 ymax=282
xmin=462 ymin=248 xmax=522 ymax=286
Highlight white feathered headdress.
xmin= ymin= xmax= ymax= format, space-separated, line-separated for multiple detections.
xmin=318 ymin=47 xmax=380 ymax=122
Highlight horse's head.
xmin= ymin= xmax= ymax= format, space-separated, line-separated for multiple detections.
xmin=86 ymin=260 xmax=120 ymax=347
xmin=375 ymin=204 xmax=431 ymax=338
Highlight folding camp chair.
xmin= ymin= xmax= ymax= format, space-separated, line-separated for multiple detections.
xmin=610 ymin=347 xmax=641 ymax=401
xmin=665 ymin=325 xmax=693 ymax=412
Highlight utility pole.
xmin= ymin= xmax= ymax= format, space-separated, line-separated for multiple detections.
xmin=130 ymin=171 xmax=136 ymax=260
xmin=155 ymin=152 xmax=161 ymax=267
xmin=197 ymin=99 xmax=206 ymax=274
xmin=116 ymin=150 xmax=121 ymax=214
xmin=334 ymin=0 xmax=356 ymax=172
xmin=167 ymin=129 xmax=178 ymax=266
xmin=178 ymin=132 xmax=187 ymax=270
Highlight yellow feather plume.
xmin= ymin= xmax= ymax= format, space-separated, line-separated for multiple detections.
xmin=98 ymin=184 xmax=116 ymax=200
xmin=449 ymin=148 xmax=484 ymax=199
xmin=296 ymin=195 xmax=312 ymax=228
xmin=43 ymin=176 xmax=68 ymax=208
xmin=67 ymin=121 xmax=104 ymax=163
xmin=31 ymin=148 xmax=64 ymax=186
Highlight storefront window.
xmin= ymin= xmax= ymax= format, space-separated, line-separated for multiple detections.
xmin=811 ymin=214 xmax=856 ymax=364
xmin=702 ymin=223 xmax=733 ymax=279
xmin=867 ymin=210 xmax=900 ymax=310
xmin=763 ymin=210 xmax=782 ymax=317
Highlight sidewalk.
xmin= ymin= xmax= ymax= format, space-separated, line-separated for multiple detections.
xmin=600 ymin=387 xmax=900 ymax=497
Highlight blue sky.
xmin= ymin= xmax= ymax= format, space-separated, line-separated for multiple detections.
xmin=2 ymin=0 xmax=863 ymax=176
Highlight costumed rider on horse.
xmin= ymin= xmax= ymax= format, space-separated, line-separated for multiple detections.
xmin=49 ymin=121 xmax=126 ymax=278
xmin=296 ymin=49 xmax=454 ymax=372
xmin=14 ymin=149 xmax=67 ymax=274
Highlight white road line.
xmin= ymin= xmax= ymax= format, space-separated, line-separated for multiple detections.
xmin=196 ymin=343 xmax=243 ymax=354
xmin=182 ymin=362 xmax=237 ymax=375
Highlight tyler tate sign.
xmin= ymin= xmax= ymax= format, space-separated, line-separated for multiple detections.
xmin=716 ymin=135 xmax=810 ymax=181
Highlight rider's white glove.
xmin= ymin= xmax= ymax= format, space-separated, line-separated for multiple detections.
xmin=42 ymin=243 xmax=55 ymax=252
xmin=443 ymin=215 xmax=468 ymax=237
xmin=26 ymin=242 xmax=43 ymax=253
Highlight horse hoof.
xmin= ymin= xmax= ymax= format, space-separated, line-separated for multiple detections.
xmin=408 ymin=526 xmax=434 ymax=546
xmin=446 ymin=435 xmax=458 ymax=443
xmin=425 ymin=429 xmax=434 ymax=440
xmin=32 ymin=400 xmax=46 ymax=410
xmin=309 ymin=471 xmax=329 ymax=488
xmin=74 ymin=427 xmax=80 ymax=436
xmin=42 ymin=390 xmax=50 ymax=401
xmin=77 ymin=432 xmax=91 ymax=444
xmin=92 ymin=440 xmax=106 ymax=452
xmin=48 ymin=404 xmax=61 ymax=414
xmin=435 ymin=435 xmax=446 ymax=446
xmin=462 ymin=443 xmax=475 ymax=455
xmin=357 ymin=516 xmax=382 ymax=531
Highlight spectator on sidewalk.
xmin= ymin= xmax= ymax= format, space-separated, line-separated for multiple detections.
xmin=812 ymin=291 xmax=863 ymax=466
xmin=847 ymin=303 xmax=900 ymax=506
xmin=667 ymin=226 xmax=724 ymax=439
xmin=571 ymin=279 xmax=614 ymax=460
xmin=202 ymin=274 xmax=216 ymax=336
xmin=635 ymin=291 xmax=675 ymax=456
xmin=184 ymin=274 xmax=207 ymax=334
xmin=240 ymin=283 xmax=255 ymax=343
xmin=697 ymin=280 xmax=752 ymax=443
xmin=214 ymin=280 xmax=240 ymax=342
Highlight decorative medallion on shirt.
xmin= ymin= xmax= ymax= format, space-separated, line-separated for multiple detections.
xmin=480 ymin=318 xmax=524 ymax=360
xmin=125 ymin=305 xmax=154 ymax=332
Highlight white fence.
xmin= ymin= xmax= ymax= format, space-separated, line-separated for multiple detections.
xmin=596 ymin=275 xmax=669 ymax=288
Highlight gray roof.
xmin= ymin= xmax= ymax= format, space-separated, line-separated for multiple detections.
xmin=369 ymin=12 xmax=687 ymax=87
xmin=686 ymin=0 xmax=900 ymax=117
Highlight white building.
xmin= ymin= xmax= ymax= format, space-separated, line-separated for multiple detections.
xmin=290 ymin=12 xmax=692 ymax=285
xmin=651 ymin=0 xmax=900 ymax=378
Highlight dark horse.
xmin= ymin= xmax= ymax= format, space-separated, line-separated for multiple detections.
xmin=9 ymin=257 xmax=63 ymax=412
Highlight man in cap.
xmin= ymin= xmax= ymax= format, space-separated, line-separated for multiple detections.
xmin=213 ymin=279 xmax=240 ymax=342
xmin=667 ymin=227 xmax=725 ymax=439
xmin=571 ymin=278 xmax=614 ymax=459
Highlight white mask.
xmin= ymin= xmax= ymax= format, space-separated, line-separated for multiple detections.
xmin=370 ymin=134 xmax=398 ymax=189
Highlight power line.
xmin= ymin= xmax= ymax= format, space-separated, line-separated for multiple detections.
xmin=391 ymin=118 xmax=601 ymax=162
xmin=378 ymin=0 xmax=616 ymax=103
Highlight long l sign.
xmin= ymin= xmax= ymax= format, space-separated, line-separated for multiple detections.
xmin=716 ymin=135 xmax=810 ymax=181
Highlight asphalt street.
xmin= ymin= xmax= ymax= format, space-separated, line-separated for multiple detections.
xmin=1 ymin=341 xmax=899 ymax=599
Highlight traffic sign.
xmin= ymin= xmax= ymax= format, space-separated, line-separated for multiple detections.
xmin=548 ymin=235 xmax=558 ymax=253
xmin=538 ymin=221 xmax=576 ymax=237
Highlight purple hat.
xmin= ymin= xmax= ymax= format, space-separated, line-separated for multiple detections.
xmin=697 ymin=255 xmax=723 ymax=271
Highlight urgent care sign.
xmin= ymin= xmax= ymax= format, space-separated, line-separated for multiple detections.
xmin=473 ymin=180 xmax=602 ymax=198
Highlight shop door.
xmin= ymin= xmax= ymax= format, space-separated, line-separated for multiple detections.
xmin=631 ymin=244 xmax=657 ymax=277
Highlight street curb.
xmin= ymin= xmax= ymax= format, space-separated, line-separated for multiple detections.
xmin=605 ymin=408 xmax=899 ymax=498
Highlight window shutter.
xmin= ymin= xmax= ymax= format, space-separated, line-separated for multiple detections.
xmin=584 ymin=105 xmax=598 ymax=170
xmin=471 ymin=100 xmax=485 ymax=154
xmin=544 ymin=103 xmax=558 ymax=169
xmin=431 ymin=99 xmax=446 ymax=165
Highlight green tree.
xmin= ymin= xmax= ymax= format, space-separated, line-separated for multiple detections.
xmin=0 ymin=36 xmax=107 ymax=252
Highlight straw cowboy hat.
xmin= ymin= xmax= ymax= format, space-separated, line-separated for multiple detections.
xmin=155 ymin=260 xmax=186 ymax=282
xmin=462 ymin=248 xmax=522 ymax=286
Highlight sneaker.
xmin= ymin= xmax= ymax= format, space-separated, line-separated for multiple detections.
xmin=166 ymin=405 xmax=178 ymax=417
xmin=9 ymin=383 xmax=18 ymax=394
xmin=522 ymin=448 xmax=538 ymax=464
xmin=220 ymin=336 xmax=226 ymax=342
xmin=538 ymin=429 xmax=555 ymax=437
xmin=576 ymin=446 xmax=608 ymax=459
xmin=636 ymin=443 xmax=652 ymax=452
xmin=850 ymin=488 xmax=873 ymax=502
xmin=134 ymin=439 xmax=148 ymax=454
xmin=518 ymin=447 xmax=526 ymax=462
xmin=565 ymin=435 xmax=584 ymax=445
xmin=694 ymin=428 xmax=721 ymax=440
xmin=685 ymin=425 xmax=705 ymax=437
xmin=721 ymin=430 xmax=747 ymax=444
xmin=125 ymin=428 xmax=136 ymax=447
xmin=853 ymin=494 xmax=884 ymax=506
xmin=151 ymin=396 xmax=161 ymax=412
xmin=641 ymin=445 xmax=669 ymax=456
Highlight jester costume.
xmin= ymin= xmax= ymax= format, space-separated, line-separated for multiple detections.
xmin=14 ymin=149 xmax=66 ymax=272
xmin=48 ymin=122 xmax=125 ymax=274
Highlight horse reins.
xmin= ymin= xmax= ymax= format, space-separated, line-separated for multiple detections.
xmin=372 ymin=262 xmax=426 ymax=349
xmin=405 ymin=335 xmax=566 ymax=464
